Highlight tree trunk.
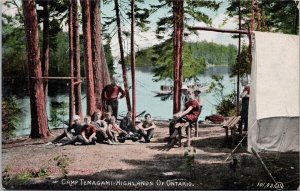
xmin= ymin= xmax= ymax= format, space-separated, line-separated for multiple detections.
xmin=73 ymin=0 xmax=82 ymax=118
xmin=42 ymin=1 xmax=49 ymax=104
xmin=172 ymin=0 xmax=184 ymax=114
xmin=68 ymin=0 xmax=75 ymax=124
xmin=131 ymin=0 xmax=136 ymax=127
xmin=80 ymin=0 xmax=96 ymax=116
xmin=90 ymin=0 xmax=104 ymax=110
xmin=99 ymin=2 xmax=111 ymax=87
xmin=22 ymin=0 xmax=50 ymax=138
xmin=114 ymin=0 xmax=131 ymax=112
xmin=100 ymin=42 xmax=111 ymax=86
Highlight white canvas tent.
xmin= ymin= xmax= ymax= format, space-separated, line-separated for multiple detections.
xmin=248 ymin=31 xmax=299 ymax=152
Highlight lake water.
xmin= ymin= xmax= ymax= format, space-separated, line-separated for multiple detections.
xmin=3 ymin=66 xmax=236 ymax=137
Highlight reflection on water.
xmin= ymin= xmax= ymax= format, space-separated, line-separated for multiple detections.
xmin=2 ymin=66 xmax=236 ymax=137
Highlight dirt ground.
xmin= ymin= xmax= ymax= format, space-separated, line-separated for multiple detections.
xmin=2 ymin=123 xmax=299 ymax=190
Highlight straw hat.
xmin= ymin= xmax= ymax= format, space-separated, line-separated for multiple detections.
xmin=73 ymin=115 xmax=80 ymax=121
xmin=181 ymin=84 xmax=188 ymax=90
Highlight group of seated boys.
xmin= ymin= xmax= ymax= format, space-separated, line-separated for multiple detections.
xmin=48 ymin=111 xmax=156 ymax=146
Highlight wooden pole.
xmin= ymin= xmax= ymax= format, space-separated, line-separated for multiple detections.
xmin=131 ymin=0 xmax=136 ymax=127
xmin=256 ymin=0 xmax=261 ymax=31
xmin=68 ymin=0 xmax=75 ymax=125
xmin=188 ymin=27 xmax=250 ymax=34
xmin=73 ymin=0 xmax=83 ymax=118
xmin=114 ymin=0 xmax=131 ymax=112
xmin=42 ymin=1 xmax=49 ymax=104
xmin=31 ymin=76 xmax=84 ymax=80
xmin=225 ymin=133 xmax=247 ymax=161
xmin=251 ymin=0 xmax=255 ymax=31
xmin=251 ymin=148 xmax=277 ymax=184
xmin=247 ymin=26 xmax=253 ymax=65
xmin=237 ymin=0 xmax=241 ymax=116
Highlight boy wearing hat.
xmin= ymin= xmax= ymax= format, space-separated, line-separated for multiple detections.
xmin=168 ymin=90 xmax=200 ymax=147
xmin=48 ymin=115 xmax=83 ymax=145
xmin=194 ymin=89 xmax=203 ymax=113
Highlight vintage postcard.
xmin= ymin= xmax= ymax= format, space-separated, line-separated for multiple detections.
xmin=1 ymin=0 xmax=299 ymax=190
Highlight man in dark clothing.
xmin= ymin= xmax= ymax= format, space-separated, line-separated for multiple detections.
xmin=120 ymin=112 xmax=135 ymax=133
xmin=64 ymin=123 xmax=97 ymax=145
xmin=48 ymin=115 xmax=83 ymax=145
xmin=119 ymin=112 xmax=140 ymax=142
xmin=102 ymin=77 xmax=125 ymax=118
xmin=239 ymin=84 xmax=250 ymax=132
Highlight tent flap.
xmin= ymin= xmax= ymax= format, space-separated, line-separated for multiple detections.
xmin=248 ymin=32 xmax=299 ymax=152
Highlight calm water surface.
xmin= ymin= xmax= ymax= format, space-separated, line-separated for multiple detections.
xmin=4 ymin=66 xmax=236 ymax=136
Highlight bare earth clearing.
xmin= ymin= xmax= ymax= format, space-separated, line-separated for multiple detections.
xmin=2 ymin=123 xmax=299 ymax=190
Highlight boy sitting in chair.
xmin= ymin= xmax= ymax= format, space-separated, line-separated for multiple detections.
xmin=168 ymin=90 xmax=200 ymax=147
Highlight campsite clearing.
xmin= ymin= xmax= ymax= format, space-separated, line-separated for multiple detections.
xmin=2 ymin=124 xmax=299 ymax=190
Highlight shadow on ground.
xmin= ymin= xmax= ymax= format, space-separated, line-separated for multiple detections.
xmin=3 ymin=151 xmax=299 ymax=190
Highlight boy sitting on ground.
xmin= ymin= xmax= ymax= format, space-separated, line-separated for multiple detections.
xmin=91 ymin=110 xmax=114 ymax=144
xmin=136 ymin=113 xmax=156 ymax=143
xmin=120 ymin=111 xmax=140 ymax=142
xmin=63 ymin=116 xmax=97 ymax=145
xmin=108 ymin=116 xmax=127 ymax=143
xmin=47 ymin=115 xmax=83 ymax=146
xmin=81 ymin=123 xmax=97 ymax=145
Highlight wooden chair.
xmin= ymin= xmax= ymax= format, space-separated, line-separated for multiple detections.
xmin=167 ymin=117 xmax=199 ymax=148
xmin=222 ymin=116 xmax=241 ymax=146
xmin=186 ymin=120 xmax=199 ymax=147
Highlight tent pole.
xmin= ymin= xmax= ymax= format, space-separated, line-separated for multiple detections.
xmin=251 ymin=0 xmax=255 ymax=31
xmin=131 ymin=0 xmax=136 ymax=127
xmin=251 ymin=148 xmax=277 ymax=184
xmin=188 ymin=27 xmax=250 ymax=34
xmin=236 ymin=0 xmax=241 ymax=116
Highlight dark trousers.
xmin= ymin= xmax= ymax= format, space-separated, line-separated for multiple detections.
xmin=169 ymin=121 xmax=175 ymax=136
xmin=96 ymin=129 xmax=108 ymax=142
xmin=239 ymin=99 xmax=249 ymax=131
xmin=169 ymin=118 xmax=189 ymax=136
xmin=138 ymin=129 xmax=154 ymax=142
xmin=106 ymin=100 xmax=119 ymax=118
xmin=63 ymin=135 xmax=96 ymax=145
xmin=96 ymin=128 xmax=116 ymax=142
xmin=52 ymin=129 xmax=72 ymax=143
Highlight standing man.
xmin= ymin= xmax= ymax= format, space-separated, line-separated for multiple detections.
xmin=239 ymin=81 xmax=250 ymax=132
xmin=102 ymin=77 xmax=125 ymax=118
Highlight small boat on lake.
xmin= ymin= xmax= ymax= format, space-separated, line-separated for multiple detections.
xmin=152 ymin=85 xmax=173 ymax=96
xmin=153 ymin=83 xmax=209 ymax=96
